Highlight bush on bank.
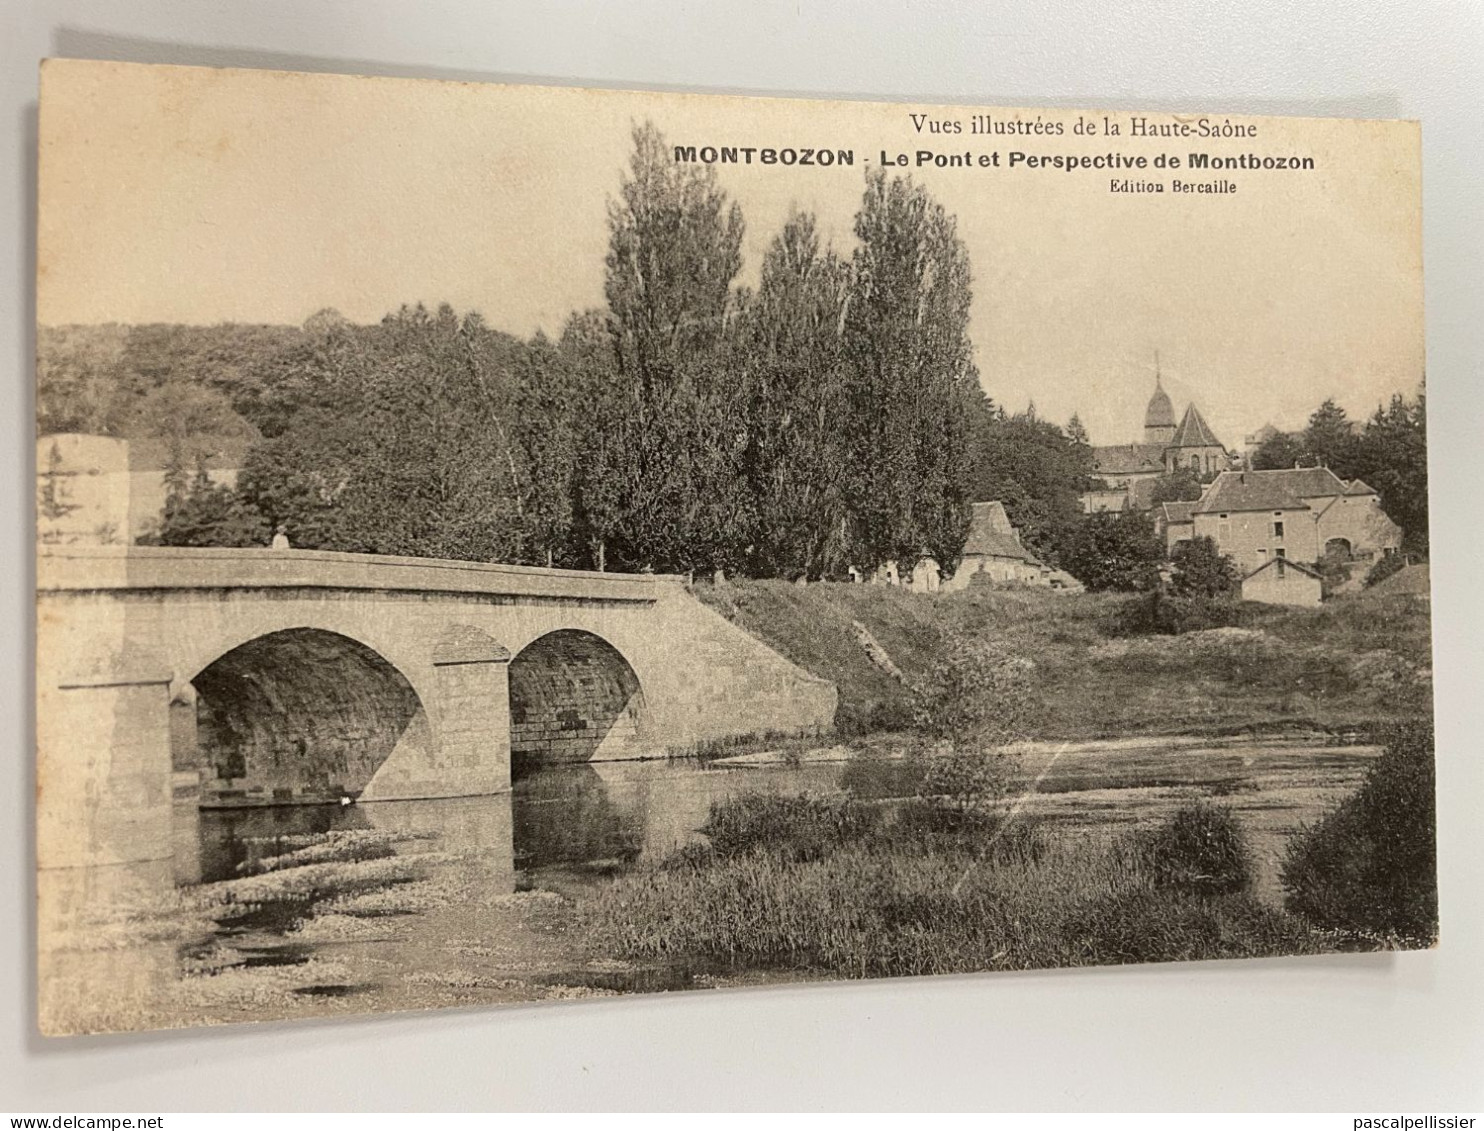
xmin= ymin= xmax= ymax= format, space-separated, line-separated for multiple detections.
xmin=1281 ymin=718 xmax=1437 ymax=943
xmin=1135 ymin=801 xmax=1254 ymax=898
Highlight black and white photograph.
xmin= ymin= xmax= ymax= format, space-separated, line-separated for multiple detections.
xmin=33 ymin=60 xmax=1435 ymax=1039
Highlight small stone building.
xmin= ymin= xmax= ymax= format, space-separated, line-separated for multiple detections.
xmin=37 ymin=433 xmax=242 ymax=546
xmin=941 ymin=501 xmax=1049 ymax=590
xmin=1241 ymin=556 xmax=1323 ymax=607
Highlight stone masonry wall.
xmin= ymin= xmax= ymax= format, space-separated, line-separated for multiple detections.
xmin=508 ymin=630 xmax=644 ymax=766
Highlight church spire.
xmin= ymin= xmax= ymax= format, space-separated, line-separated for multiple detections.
xmin=1143 ymin=355 xmax=1176 ymax=444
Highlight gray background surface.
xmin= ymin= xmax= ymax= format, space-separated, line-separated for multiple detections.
xmin=3 ymin=0 xmax=1481 ymax=1112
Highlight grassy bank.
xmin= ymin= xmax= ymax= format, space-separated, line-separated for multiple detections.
xmin=583 ymin=793 xmax=1329 ymax=978
xmin=695 ymin=580 xmax=1431 ymax=740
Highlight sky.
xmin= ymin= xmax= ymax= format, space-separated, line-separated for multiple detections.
xmin=37 ymin=60 xmax=1425 ymax=449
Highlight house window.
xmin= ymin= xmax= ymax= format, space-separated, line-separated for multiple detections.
xmin=1277 ymin=559 xmax=1286 ymax=578
xmin=1272 ymin=520 xmax=1285 ymax=539
xmin=1276 ymin=548 xmax=1287 ymax=559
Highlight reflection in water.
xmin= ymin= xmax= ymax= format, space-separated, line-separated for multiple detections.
xmin=511 ymin=765 xmax=645 ymax=870
xmin=839 ymin=755 xmax=928 ymax=801
xmin=193 ymin=805 xmax=375 ymax=884
xmin=509 ymin=759 xmax=852 ymax=872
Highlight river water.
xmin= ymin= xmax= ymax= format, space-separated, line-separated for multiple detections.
xmin=38 ymin=739 xmax=1379 ymax=1034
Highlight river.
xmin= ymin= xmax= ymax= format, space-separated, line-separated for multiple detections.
xmin=37 ymin=738 xmax=1379 ymax=1034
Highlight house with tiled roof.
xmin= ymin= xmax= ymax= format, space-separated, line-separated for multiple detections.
xmin=1190 ymin=467 xmax=1401 ymax=574
xmin=941 ymin=501 xmax=1054 ymax=590
xmin=1083 ymin=371 xmax=1232 ymax=511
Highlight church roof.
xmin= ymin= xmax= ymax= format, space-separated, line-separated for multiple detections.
xmin=1145 ymin=379 xmax=1176 ymax=429
xmin=1193 ymin=467 xmax=1353 ymax=514
xmin=1169 ymin=404 xmax=1224 ymax=450
xmin=1092 ymin=442 xmax=1167 ymax=475
xmin=963 ymin=501 xmax=1041 ymax=563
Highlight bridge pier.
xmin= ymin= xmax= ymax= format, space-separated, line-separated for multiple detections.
xmin=360 ymin=627 xmax=513 ymax=800
xmin=37 ymin=651 xmax=175 ymax=871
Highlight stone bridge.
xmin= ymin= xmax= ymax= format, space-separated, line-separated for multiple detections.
xmin=35 ymin=546 xmax=836 ymax=872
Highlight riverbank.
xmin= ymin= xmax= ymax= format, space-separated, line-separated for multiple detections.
xmin=40 ymin=733 xmax=1386 ymax=1033
xmin=694 ymin=580 xmax=1432 ymax=741
xmin=583 ymin=720 xmax=1432 ymax=980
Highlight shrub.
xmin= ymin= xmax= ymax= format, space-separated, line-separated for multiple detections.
xmin=1317 ymin=548 xmax=1355 ymax=598
xmin=889 ymin=799 xmax=1046 ymax=865
xmin=1115 ymin=589 xmax=1247 ymax=636
xmin=585 ymin=830 xmax=1320 ymax=977
xmin=1149 ymin=468 xmax=1205 ymax=505
xmin=909 ymin=636 xmax=1036 ymax=746
xmin=702 ymin=793 xmax=880 ymax=863
xmin=852 ymin=697 xmax=914 ymax=736
xmin=1063 ymin=510 xmax=1164 ymax=593
xmin=1064 ymin=889 xmax=1321 ymax=965
xmin=1169 ymin=536 xmax=1239 ymax=599
xmin=1281 ymin=719 xmax=1437 ymax=941
xmin=914 ymin=745 xmax=1014 ymax=817
xmin=1364 ymin=553 xmax=1408 ymax=589
xmin=1135 ymin=801 xmax=1254 ymax=897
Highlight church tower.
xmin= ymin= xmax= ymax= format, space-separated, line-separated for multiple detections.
xmin=1143 ymin=365 xmax=1176 ymax=445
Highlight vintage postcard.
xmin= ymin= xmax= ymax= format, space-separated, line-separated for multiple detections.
xmin=34 ymin=60 xmax=1432 ymax=1035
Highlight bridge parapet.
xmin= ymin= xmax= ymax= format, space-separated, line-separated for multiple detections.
xmin=37 ymin=545 xmax=684 ymax=604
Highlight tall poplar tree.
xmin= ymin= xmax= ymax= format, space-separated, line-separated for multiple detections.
xmin=842 ymin=169 xmax=977 ymax=574
xmin=737 ymin=211 xmax=852 ymax=579
xmin=599 ymin=122 xmax=749 ymax=573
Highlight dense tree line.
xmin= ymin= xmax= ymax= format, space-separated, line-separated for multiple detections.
xmin=1250 ymin=392 xmax=1429 ymax=553
xmin=42 ymin=124 xmax=997 ymax=580
xmin=961 ymin=403 xmax=1094 ymax=568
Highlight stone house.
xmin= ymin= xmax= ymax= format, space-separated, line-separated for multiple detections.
xmin=1190 ymin=466 xmax=1402 ymax=574
xmin=1241 ymin=556 xmax=1323 ymax=607
xmin=940 ymin=501 xmax=1049 ymax=590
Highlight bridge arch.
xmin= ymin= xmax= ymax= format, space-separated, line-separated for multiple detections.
xmin=180 ymin=626 xmax=432 ymax=806
xmin=507 ymin=629 xmax=647 ymax=771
